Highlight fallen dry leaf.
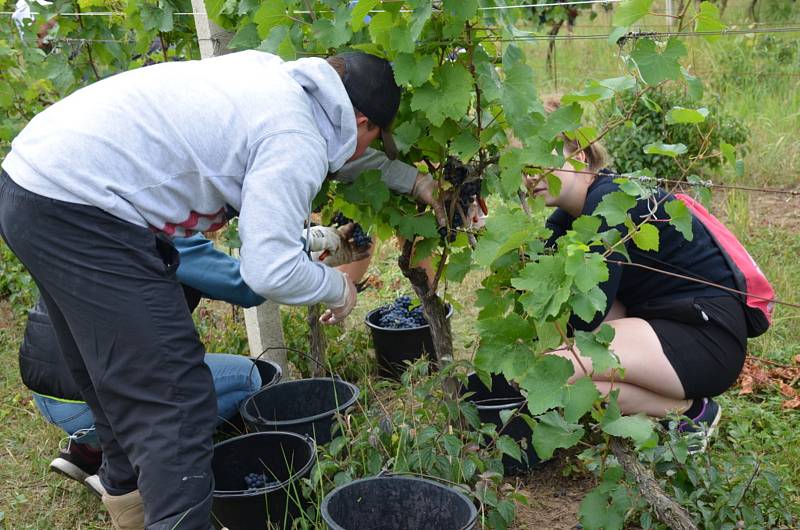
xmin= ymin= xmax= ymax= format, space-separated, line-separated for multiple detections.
xmin=779 ymin=382 xmax=797 ymax=398
xmin=782 ymin=396 xmax=800 ymax=410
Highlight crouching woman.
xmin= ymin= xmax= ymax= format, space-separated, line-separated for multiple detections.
xmin=526 ymin=134 xmax=764 ymax=449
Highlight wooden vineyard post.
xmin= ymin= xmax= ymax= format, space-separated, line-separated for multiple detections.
xmin=192 ymin=1 xmax=287 ymax=372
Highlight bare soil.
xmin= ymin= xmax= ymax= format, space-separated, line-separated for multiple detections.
xmin=511 ymin=454 xmax=595 ymax=530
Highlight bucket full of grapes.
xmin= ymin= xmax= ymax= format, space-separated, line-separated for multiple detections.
xmin=211 ymin=431 xmax=316 ymax=530
xmin=365 ymin=296 xmax=453 ymax=379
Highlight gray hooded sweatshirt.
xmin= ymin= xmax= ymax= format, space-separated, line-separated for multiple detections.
xmin=2 ymin=50 xmax=365 ymax=306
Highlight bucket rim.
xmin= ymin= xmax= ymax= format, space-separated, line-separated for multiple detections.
xmin=320 ymin=475 xmax=478 ymax=530
xmin=240 ymin=378 xmax=360 ymax=427
xmin=212 ymin=430 xmax=317 ymax=497
xmin=461 ymin=372 xmax=527 ymax=412
xmin=364 ymin=304 xmax=454 ymax=332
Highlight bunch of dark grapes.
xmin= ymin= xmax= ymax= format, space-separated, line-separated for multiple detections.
xmin=443 ymin=157 xmax=482 ymax=230
xmin=332 ymin=212 xmax=372 ymax=250
xmin=377 ymin=295 xmax=427 ymax=329
xmin=243 ymin=472 xmax=274 ymax=490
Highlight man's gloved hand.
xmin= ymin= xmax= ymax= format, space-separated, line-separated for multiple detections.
xmin=310 ymin=223 xmax=370 ymax=267
xmin=319 ymin=273 xmax=357 ymax=325
xmin=410 ymin=172 xmax=448 ymax=228
xmin=306 ymin=225 xmax=341 ymax=253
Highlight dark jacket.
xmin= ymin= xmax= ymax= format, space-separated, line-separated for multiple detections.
xmin=19 ymin=235 xmax=263 ymax=401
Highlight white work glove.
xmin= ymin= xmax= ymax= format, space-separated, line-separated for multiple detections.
xmin=309 ymin=224 xmax=370 ymax=267
xmin=319 ymin=273 xmax=357 ymax=325
xmin=306 ymin=225 xmax=341 ymax=253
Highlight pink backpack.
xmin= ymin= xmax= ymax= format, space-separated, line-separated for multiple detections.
xmin=674 ymin=193 xmax=775 ymax=337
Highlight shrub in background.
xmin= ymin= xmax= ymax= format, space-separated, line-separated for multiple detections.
xmin=602 ymin=88 xmax=748 ymax=179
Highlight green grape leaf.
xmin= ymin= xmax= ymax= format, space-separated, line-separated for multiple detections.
xmin=613 ymin=0 xmax=654 ymax=27
xmin=392 ymin=121 xmax=421 ymax=153
xmin=228 ymin=22 xmax=261 ymax=50
xmin=571 ymin=215 xmax=602 ymax=243
xmin=397 ymin=213 xmax=439 ymax=239
xmin=574 ymin=328 xmax=620 ymax=375
xmin=664 ymin=199 xmax=694 ymax=241
xmin=342 ymin=169 xmax=390 ymax=211
xmin=312 ymin=6 xmax=353 ymax=48
xmin=570 ymin=286 xmax=607 ymax=324
xmin=367 ymin=11 xmax=393 ymax=48
xmin=411 ymin=237 xmax=438 ymax=266
xmin=512 ymin=256 xmax=571 ymax=320
xmin=600 ymin=395 xmax=654 ymax=445
xmin=720 ymin=141 xmax=736 ymax=166
xmin=253 ymin=1 xmax=289 ymax=38
xmin=393 ymin=53 xmax=434 ymax=87
xmin=519 ymin=355 xmax=573 ymax=415
xmin=497 ymin=435 xmax=522 ymax=462
xmin=257 ymin=25 xmax=296 ymax=60
xmin=630 ymin=38 xmax=687 ymax=85
xmin=410 ymin=63 xmax=472 ymax=126
xmin=502 ymin=60 xmax=542 ymax=138
xmin=631 ymin=222 xmax=659 ymax=251
xmin=695 ymin=1 xmax=726 ymax=42
xmin=443 ymin=0 xmax=478 ymax=21
xmin=682 ymin=66 xmax=704 ymax=100
xmin=593 ymin=191 xmax=636 ymax=227
xmin=665 ymin=106 xmax=709 ymax=124
xmin=474 ymin=207 xmax=542 ymax=266
xmin=579 ymin=487 xmax=627 ymax=530
xmin=566 ymin=251 xmax=608 ymax=292
xmin=545 ymin=173 xmax=562 ymax=199
xmin=531 ymin=410 xmax=585 ymax=460
xmin=474 ymin=46 xmax=503 ymax=103
xmin=445 ymin=248 xmax=472 ymax=283
xmin=350 ymin=0 xmax=378 ymax=31
xmin=643 ymin=142 xmax=688 ymax=158
xmin=562 ymin=377 xmax=600 ymax=423
xmin=452 ymin=131 xmax=480 ymax=161
xmin=538 ymin=102 xmax=582 ymax=141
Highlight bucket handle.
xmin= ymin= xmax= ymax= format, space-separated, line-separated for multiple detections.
xmin=247 ymin=346 xmax=341 ymax=385
xmin=247 ymin=348 xmax=345 ymax=425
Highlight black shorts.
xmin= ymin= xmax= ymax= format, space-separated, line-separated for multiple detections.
xmin=631 ymin=295 xmax=748 ymax=398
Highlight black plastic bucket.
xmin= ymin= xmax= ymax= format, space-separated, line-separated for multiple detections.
xmin=251 ymin=358 xmax=282 ymax=388
xmin=211 ymin=431 xmax=315 ymax=530
xmin=240 ymin=378 xmax=359 ymax=445
xmin=365 ymin=305 xmax=454 ymax=379
xmin=461 ymin=372 xmax=541 ymax=473
xmin=321 ymin=476 xmax=477 ymax=530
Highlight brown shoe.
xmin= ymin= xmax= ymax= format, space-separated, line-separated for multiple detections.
xmin=102 ymin=489 xmax=144 ymax=530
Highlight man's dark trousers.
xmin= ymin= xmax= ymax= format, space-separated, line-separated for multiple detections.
xmin=0 ymin=171 xmax=216 ymax=529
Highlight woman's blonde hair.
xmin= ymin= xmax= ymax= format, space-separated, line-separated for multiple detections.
xmin=542 ymin=95 xmax=609 ymax=174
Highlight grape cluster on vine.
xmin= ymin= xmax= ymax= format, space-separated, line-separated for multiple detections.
xmin=332 ymin=212 xmax=372 ymax=250
xmin=377 ymin=295 xmax=427 ymax=329
xmin=443 ymin=157 xmax=483 ymax=231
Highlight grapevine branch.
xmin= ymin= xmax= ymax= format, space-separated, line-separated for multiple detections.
xmin=609 ymin=438 xmax=698 ymax=530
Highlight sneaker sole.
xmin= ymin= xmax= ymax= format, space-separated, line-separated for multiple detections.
xmin=50 ymin=457 xmax=91 ymax=483
xmin=83 ymin=475 xmax=107 ymax=498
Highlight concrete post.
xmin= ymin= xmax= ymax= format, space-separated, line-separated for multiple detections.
xmin=191 ymin=0 xmax=287 ymax=371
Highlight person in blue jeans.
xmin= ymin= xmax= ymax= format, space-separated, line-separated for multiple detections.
xmin=19 ymin=234 xmax=270 ymax=496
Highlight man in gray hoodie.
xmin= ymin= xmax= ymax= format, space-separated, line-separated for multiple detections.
xmin=0 ymin=50 xmax=408 ymax=529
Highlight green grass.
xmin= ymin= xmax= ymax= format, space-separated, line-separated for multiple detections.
xmin=1 ymin=1 xmax=799 ymax=527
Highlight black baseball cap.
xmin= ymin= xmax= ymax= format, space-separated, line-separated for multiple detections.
xmin=335 ymin=51 xmax=401 ymax=159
